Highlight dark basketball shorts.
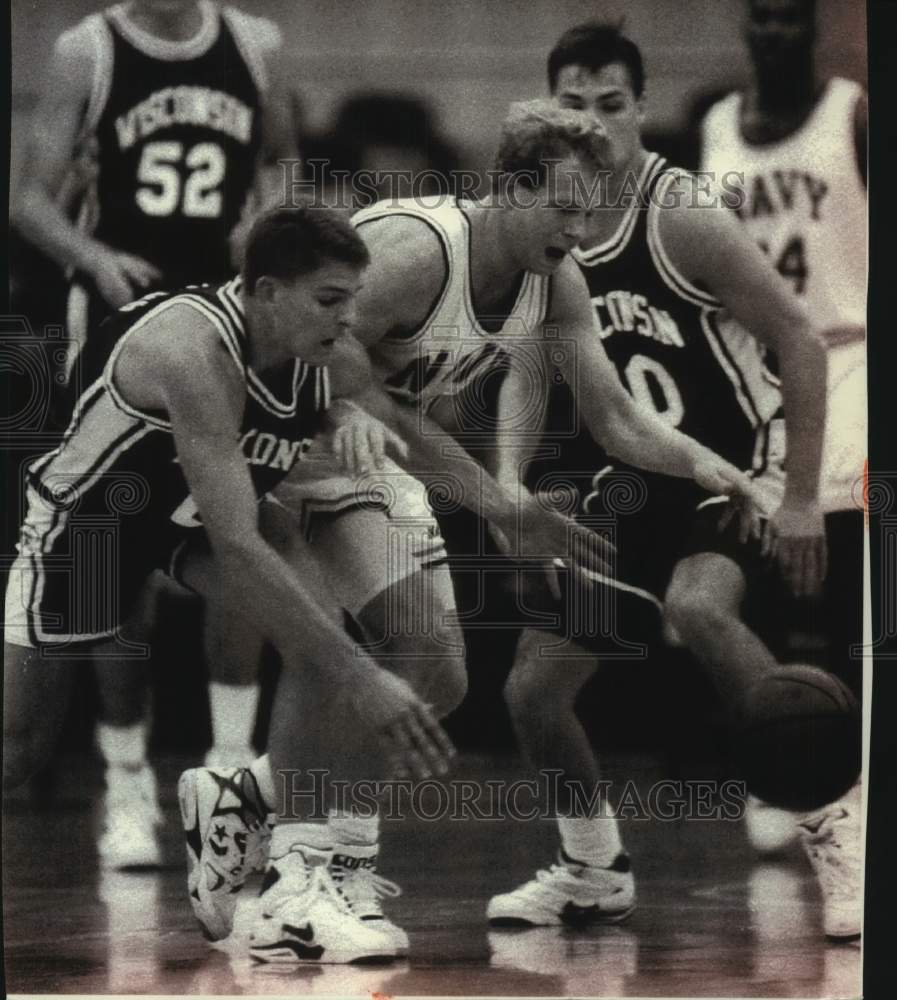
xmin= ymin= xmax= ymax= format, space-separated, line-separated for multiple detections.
xmin=4 ymin=477 xmax=199 ymax=649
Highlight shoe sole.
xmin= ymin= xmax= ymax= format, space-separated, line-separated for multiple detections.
xmin=825 ymin=929 xmax=861 ymax=942
xmin=488 ymin=901 xmax=636 ymax=928
xmin=250 ymin=947 xmax=398 ymax=965
xmin=178 ymin=769 xmax=234 ymax=942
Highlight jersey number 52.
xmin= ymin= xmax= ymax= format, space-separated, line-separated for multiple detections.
xmin=136 ymin=141 xmax=225 ymax=218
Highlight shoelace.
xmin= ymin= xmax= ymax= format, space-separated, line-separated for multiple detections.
xmin=513 ymin=864 xmax=585 ymax=899
xmin=242 ymin=814 xmax=275 ymax=873
xmin=332 ymin=866 xmax=401 ymax=915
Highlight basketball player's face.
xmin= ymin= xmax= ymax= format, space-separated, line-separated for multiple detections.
xmin=553 ymin=62 xmax=644 ymax=176
xmin=510 ymin=154 xmax=598 ymax=274
xmin=265 ymin=262 xmax=364 ymax=365
xmin=747 ymin=0 xmax=815 ymax=77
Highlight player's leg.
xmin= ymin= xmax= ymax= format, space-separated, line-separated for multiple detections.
xmin=663 ymin=550 xmax=775 ymax=711
xmin=202 ymin=593 xmax=264 ymax=767
xmin=663 ymin=542 xmax=801 ymax=849
xmin=260 ymin=496 xmax=464 ymax=957
xmin=174 ymin=522 xmax=403 ymax=960
xmin=794 ymin=509 xmax=864 ymax=941
xmin=3 ymin=642 xmax=75 ymax=788
xmin=91 ymin=581 xmax=164 ymax=870
xmin=488 ymin=564 xmax=652 ymax=927
xmin=664 ymin=510 xmax=862 ymax=939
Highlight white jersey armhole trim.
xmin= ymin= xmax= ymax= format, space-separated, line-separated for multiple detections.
xmin=79 ymin=14 xmax=115 ymax=136
xmin=698 ymin=309 xmax=761 ymax=430
xmin=647 ymin=172 xmax=722 ymax=309
xmin=354 ymin=206 xmax=457 ymax=347
xmin=574 ymin=153 xmax=662 ymax=265
xmin=103 ymin=296 xmax=245 ymax=429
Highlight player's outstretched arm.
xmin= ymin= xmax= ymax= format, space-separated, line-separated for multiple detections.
xmin=492 ymin=345 xmax=551 ymax=492
xmin=12 ymin=24 xmax=160 ymax=306
xmin=325 ymin=338 xmax=615 ymax=584
xmin=116 ymin=310 xmax=452 ymax=778
xmin=657 ymin=178 xmax=828 ymax=594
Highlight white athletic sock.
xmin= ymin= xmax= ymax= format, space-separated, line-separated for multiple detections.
xmin=328 ymin=810 xmax=380 ymax=847
xmin=208 ymin=681 xmax=259 ymax=751
xmin=249 ymin=755 xmax=278 ymax=814
xmin=270 ymin=821 xmax=332 ymax=859
xmin=558 ymin=813 xmax=624 ymax=869
xmin=96 ymin=720 xmax=147 ymax=770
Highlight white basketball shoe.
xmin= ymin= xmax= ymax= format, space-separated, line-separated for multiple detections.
xmin=798 ymin=799 xmax=863 ymax=940
xmin=98 ymin=764 xmax=162 ymax=870
xmin=329 ymin=843 xmax=409 ymax=953
xmin=487 ymin=851 xmax=635 ymax=927
xmin=249 ymin=846 xmax=399 ymax=964
xmin=178 ymin=766 xmax=274 ymax=940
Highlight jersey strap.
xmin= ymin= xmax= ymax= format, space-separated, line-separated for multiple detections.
xmin=574 ymin=153 xmax=664 ymax=264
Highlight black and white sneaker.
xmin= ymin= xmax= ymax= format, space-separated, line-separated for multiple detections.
xmin=250 ymin=847 xmax=399 ymax=964
xmin=487 ymin=851 xmax=636 ymax=927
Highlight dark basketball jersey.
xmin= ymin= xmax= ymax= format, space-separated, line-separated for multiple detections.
xmin=28 ymin=277 xmax=330 ymax=536
xmin=570 ymin=152 xmax=781 ymax=476
xmin=80 ymin=2 xmax=270 ymax=287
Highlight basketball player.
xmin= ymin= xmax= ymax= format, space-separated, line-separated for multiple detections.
xmin=701 ymin=0 xmax=865 ymax=939
xmin=5 ymin=206 xmax=526 ymax=963
xmin=486 ymin=21 xmax=843 ymax=931
xmin=240 ymin=100 xmax=771 ymax=961
xmin=11 ymin=0 xmax=298 ymax=869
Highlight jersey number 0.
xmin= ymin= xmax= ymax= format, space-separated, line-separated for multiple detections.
xmin=136 ymin=141 xmax=226 ymax=218
xmin=623 ymin=354 xmax=685 ymax=427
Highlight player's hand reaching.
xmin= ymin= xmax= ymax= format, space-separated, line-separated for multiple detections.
xmin=330 ymin=400 xmax=410 ymax=476
xmin=91 ymin=248 xmax=162 ymax=308
xmin=348 ymin=666 xmax=456 ymax=780
xmin=692 ymin=453 xmax=766 ymax=543
xmin=764 ymin=498 xmax=827 ymax=597
xmin=491 ymin=494 xmax=616 ymax=601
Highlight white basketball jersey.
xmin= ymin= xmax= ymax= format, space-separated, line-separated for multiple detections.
xmin=351 ymin=199 xmax=551 ymax=409
xmin=702 ymin=79 xmax=867 ymax=512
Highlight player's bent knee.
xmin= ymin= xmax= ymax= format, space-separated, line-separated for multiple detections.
xmin=424 ymin=654 xmax=468 ymax=718
xmin=664 ymin=588 xmax=738 ymax=645
xmin=504 ymin=644 xmax=580 ymax=723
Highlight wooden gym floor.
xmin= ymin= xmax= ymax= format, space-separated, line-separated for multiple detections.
xmin=3 ymin=752 xmax=861 ymax=998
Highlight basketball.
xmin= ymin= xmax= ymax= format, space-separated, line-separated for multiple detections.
xmin=732 ymin=665 xmax=861 ymax=812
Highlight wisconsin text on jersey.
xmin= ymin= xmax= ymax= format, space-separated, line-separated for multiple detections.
xmin=727 ymin=170 xmax=829 ymax=221
xmin=115 ymin=87 xmax=254 ymax=150
xmin=240 ymin=428 xmax=313 ymax=470
xmin=591 ymin=291 xmax=684 ymax=347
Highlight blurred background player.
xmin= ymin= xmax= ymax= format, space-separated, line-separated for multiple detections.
xmin=11 ymin=0 xmax=298 ymax=870
xmin=300 ymin=93 xmax=460 ymax=207
xmin=488 ymin=20 xmax=841 ymax=931
xmin=701 ymin=0 xmax=866 ymax=938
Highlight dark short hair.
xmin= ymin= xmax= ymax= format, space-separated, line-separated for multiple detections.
xmin=547 ymin=21 xmax=645 ymax=98
xmin=493 ymin=99 xmax=610 ymax=189
xmin=243 ymin=206 xmax=370 ymax=292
